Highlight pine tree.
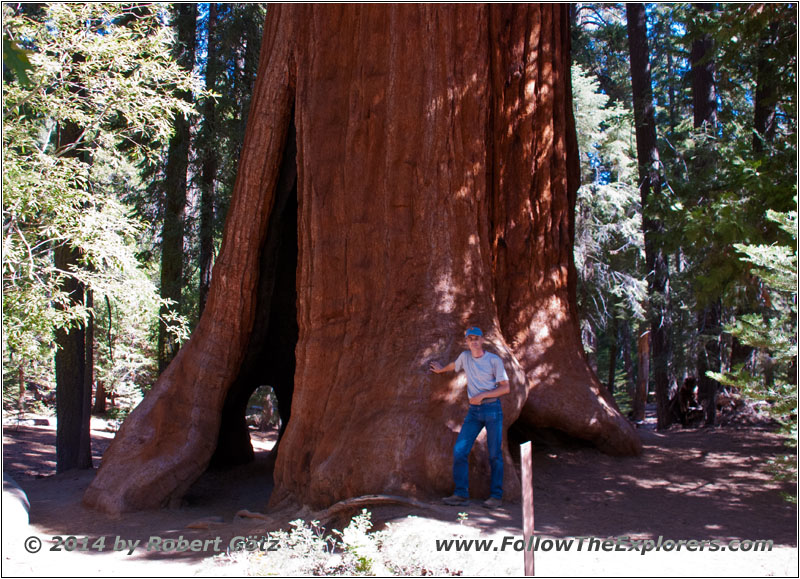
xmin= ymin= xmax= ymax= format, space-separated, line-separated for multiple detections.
xmin=626 ymin=3 xmax=673 ymax=428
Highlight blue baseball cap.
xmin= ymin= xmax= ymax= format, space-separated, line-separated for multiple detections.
xmin=465 ymin=326 xmax=483 ymax=337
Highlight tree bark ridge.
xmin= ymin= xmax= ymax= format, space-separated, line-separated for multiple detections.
xmin=85 ymin=4 xmax=640 ymax=516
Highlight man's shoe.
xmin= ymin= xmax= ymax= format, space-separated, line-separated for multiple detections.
xmin=482 ymin=497 xmax=502 ymax=508
xmin=443 ymin=494 xmax=469 ymax=506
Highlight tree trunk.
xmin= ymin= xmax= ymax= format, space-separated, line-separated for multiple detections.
xmin=198 ymin=3 xmax=218 ymax=317
xmin=85 ymin=4 xmax=640 ymax=516
xmin=54 ymin=59 xmax=93 ymax=472
xmin=228 ymin=5 xmax=262 ymax=175
xmin=622 ymin=319 xmax=636 ymax=401
xmin=753 ymin=21 xmax=779 ymax=153
xmin=632 ymin=324 xmax=650 ymax=422
xmin=18 ymin=363 xmax=24 ymax=415
xmin=81 ymin=288 xmax=94 ymax=457
xmin=697 ymin=304 xmax=722 ymax=426
xmin=626 ymin=3 xmax=672 ymax=430
xmin=54 ymin=243 xmax=92 ymax=471
xmin=606 ymin=314 xmax=619 ymax=396
xmin=690 ymin=5 xmax=721 ymax=427
xmin=158 ymin=3 xmax=196 ymax=372
xmin=667 ymin=50 xmax=677 ymax=131
xmin=93 ymin=382 xmax=107 ymax=415
xmin=93 ymin=295 xmax=113 ymax=414
xmin=690 ymin=5 xmax=717 ymax=130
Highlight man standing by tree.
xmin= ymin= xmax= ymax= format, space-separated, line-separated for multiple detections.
xmin=430 ymin=327 xmax=510 ymax=508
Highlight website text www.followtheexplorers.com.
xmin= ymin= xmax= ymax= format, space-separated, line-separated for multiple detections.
xmin=435 ymin=535 xmax=774 ymax=556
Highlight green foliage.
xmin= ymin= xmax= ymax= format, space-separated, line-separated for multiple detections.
xmin=708 ymin=206 xmax=797 ymax=492
xmin=572 ymin=62 xmax=645 ymax=381
xmin=2 ymin=4 xmax=196 ymax=405
xmin=572 ymin=64 xmax=637 ymax=184
xmin=128 ymin=4 xmax=266 ymax=333
xmin=194 ymin=3 xmax=267 ymax=247
xmin=571 ymin=4 xmax=631 ymax=106
xmin=713 ymin=4 xmax=797 ymax=137
xmin=2 ymin=33 xmax=33 ymax=86
xmin=708 ymin=207 xmax=797 ymax=410
xmin=575 ymin=182 xmax=646 ymax=318
xmin=735 ymin=209 xmax=798 ymax=295
xmin=661 ymin=3 xmax=796 ymax=301
xmin=573 ymin=3 xmax=796 ymax=401
xmin=245 ymin=385 xmax=280 ymax=431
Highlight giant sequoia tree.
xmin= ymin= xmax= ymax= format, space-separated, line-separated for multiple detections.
xmin=85 ymin=4 xmax=640 ymax=515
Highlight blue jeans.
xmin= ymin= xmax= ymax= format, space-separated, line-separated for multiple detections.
xmin=453 ymin=399 xmax=503 ymax=499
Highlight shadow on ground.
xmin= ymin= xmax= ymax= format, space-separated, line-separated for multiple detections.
xmin=412 ymin=423 xmax=796 ymax=546
xmin=2 ymin=411 xmax=796 ymax=574
xmin=3 ymin=423 xmax=277 ymax=567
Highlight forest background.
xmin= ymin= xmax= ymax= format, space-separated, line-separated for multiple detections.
xmin=2 ymin=3 xmax=796 ymax=479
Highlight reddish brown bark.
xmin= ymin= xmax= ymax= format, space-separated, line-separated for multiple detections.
xmin=488 ymin=5 xmax=637 ymax=458
xmin=85 ymin=4 xmax=640 ymax=516
xmin=84 ymin=8 xmax=297 ymax=514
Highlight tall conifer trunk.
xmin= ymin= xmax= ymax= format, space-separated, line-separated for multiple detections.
xmin=54 ymin=246 xmax=92 ymax=471
xmin=626 ymin=3 xmax=672 ymax=429
xmin=690 ymin=5 xmax=721 ymax=426
xmin=55 ymin=55 xmax=93 ymax=472
xmin=158 ymin=3 xmax=196 ymax=372
xmin=198 ymin=3 xmax=218 ymax=316
xmin=753 ymin=20 xmax=779 ymax=153
xmin=85 ymin=4 xmax=640 ymax=516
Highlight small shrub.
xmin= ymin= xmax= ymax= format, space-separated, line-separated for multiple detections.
xmin=214 ymin=510 xmax=463 ymax=576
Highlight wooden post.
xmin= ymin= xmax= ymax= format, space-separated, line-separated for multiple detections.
xmin=521 ymin=441 xmax=534 ymax=576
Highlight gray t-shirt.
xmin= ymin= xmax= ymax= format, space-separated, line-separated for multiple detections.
xmin=455 ymin=351 xmax=509 ymax=399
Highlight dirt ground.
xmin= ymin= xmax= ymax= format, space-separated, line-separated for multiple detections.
xmin=2 ymin=410 xmax=797 ymax=577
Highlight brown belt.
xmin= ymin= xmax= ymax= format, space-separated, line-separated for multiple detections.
xmin=471 ymin=398 xmax=499 ymax=406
